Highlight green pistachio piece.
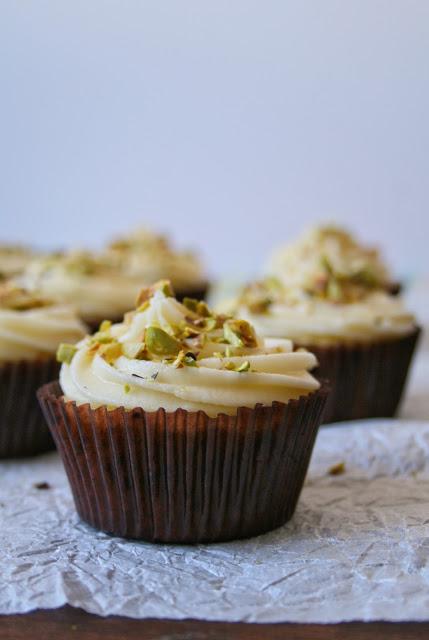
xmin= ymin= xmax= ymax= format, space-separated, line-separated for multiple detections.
xmin=98 ymin=320 xmax=112 ymax=332
xmin=182 ymin=298 xmax=199 ymax=312
xmin=320 ymin=255 xmax=334 ymax=275
xmin=145 ymin=326 xmax=181 ymax=357
xmin=155 ymin=279 xmax=175 ymax=297
xmin=124 ymin=384 xmax=131 ymax=394
xmin=184 ymin=352 xmax=197 ymax=367
xmin=326 ymin=279 xmax=343 ymax=302
xmin=99 ymin=342 xmax=123 ymax=363
xmin=236 ymin=360 xmax=250 ymax=372
xmin=223 ymin=319 xmax=257 ymax=348
xmin=56 ymin=343 xmax=78 ymax=364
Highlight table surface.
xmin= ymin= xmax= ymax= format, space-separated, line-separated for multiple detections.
xmin=1 ymin=607 xmax=428 ymax=640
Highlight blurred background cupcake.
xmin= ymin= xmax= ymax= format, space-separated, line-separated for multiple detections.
xmin=16 ymin=226 xmax=208 ymax=332
xmin=0 ymin=283 xmax=86 ymax=457
xmin=102 ymin=226 xmax=208 ymax=300
xmin=221 ymin=240 xmax=420 ymax=423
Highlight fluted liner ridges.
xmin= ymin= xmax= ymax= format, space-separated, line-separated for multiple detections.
xmin=308 ymin=327 xmax=420 ymax=424
xmin=0 ymin=358 xmax=59 ymax=457
xmin=38 ymin=382 xmax=328 ymax=543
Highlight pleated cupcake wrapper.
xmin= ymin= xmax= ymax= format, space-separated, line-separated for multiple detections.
xmin=0 ymin=359 xmax=59 ymax=458
xmin=84 ymin=286 xmax=209 ymax=334
xmin=307 ymin=327 xmax=421 ymax=424
xmin=37 ymin=382 xmax=328 ymax=543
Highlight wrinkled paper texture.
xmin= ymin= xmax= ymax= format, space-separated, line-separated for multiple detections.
xmin=0 ymin=284 xmax=428 ymax=623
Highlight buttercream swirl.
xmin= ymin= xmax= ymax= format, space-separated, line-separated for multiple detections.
xmin=0 ymin=285 xmax=87 ymax=362
xmin=18 ymin=251 xmax=143 ymax=322
xmin=60 ymin=282 xmax=319 ymax=417
xmin=233 ymin=290 xmax=416 ymax=345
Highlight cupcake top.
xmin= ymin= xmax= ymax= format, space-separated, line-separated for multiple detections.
xmin=0 ymin=243 xmax=38 ymax=280
xmin=227 ymin=276 xmax=416 ymax=345
xmin=0 ymin=284 xmax=87 ymax=362
xmin=59 ymin=280 xmax=320 ymax=417
xmin=266 ymin=225 xmax=393 ymax=293
xmin=103 ymin=227 xmax=206 ymax=292
xmin=18 ymin=250 xmax=144 ymax=322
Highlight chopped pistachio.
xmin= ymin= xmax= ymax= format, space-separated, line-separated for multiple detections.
xmin=156 ymin=279 xmax=175 ymax=297
xmin=223 ymin=319 xmax=257 ymax=348
xmin=182 ymin=297 xmax=199 ymax=312
xmin=99 ymin=342 xmax=123 ymax=363
xmin=92 ymin=330 xmax=113 ymax=344
xmin=145 ymin=326 xmax=181 ymax=357
xmin=320 ymin=255 xmax=334 ymax=275
xmin=98 ymin=320 xmax=112 ymax=332
xmin=326 ymin=279 xmax=343 ymax=302
xmin=236 ymin=360 xmax=251 ymax=373
xmin=184 ymin=352 xmax=197 ymax=367
xmin=124 ymin=384 xmax=131 ymax=394
xmin=56 ymin=343 xmax=78 ymax=364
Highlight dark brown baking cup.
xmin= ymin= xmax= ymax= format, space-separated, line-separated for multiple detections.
xmin=305 ymin=326 xmax=420 ymax=424
xmin=0 ymin=358 xmax=59 ymax=458
xmin=37 ymin=383 xmax=328 ymax=543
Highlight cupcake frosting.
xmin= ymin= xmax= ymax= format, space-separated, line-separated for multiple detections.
xmin=0 ymin=285 xmax=87 ymax=362
xmin=229 ymin=279 xmax=416 ymax=345
xmin=104 ymin=227 xmax=206 ymax=292
xmin=18 ymin=251 xmax=142 ymax=322
xmin=60 ymin=281 xmax=320 ymax=417
xmin=0 ymin=244 xmax=38 ymax=280
xmin=266 ymin=225 xmax=392 ymax=292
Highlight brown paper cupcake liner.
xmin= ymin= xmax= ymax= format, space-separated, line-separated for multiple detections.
xmin=305 ymin=327 xmax=420 ymax=424
xmin=37 ymin=382 xmax=328 ymax=543
xmin=0 ymin=358 xmax=59 ymax=458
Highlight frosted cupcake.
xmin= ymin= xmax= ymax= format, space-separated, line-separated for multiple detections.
xmin=38 ymin=281 xmax=327 ymax=543
xmin=103 ymin=227 xmax=208 ymax=300
xmin=266 ymin=225 xmax=401 ymax=295
xmin=18 ymin=250 xmax=145 ymax=332
xmin=0 ymin=284 xmax=86 ymax=457
xmin=227 ymin=270 xmax=420 ymax=423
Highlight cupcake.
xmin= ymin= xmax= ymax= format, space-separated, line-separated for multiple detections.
xmin=266 ymin=225 xmax=401 ymax=295
xmin=0 ymin=243 xmax=39 ymax=281
xmin=18 ymin=250 xmax=145 ymax=332
xmin=103 ymin=227 xmax=208 ymax=300
xmin=38 ymin=280 xmax=327 ymax=543
xmin=226 ymin=270 xmax=420 ymax=423
xmin=0 ymin=284 xmax=86 ymax=457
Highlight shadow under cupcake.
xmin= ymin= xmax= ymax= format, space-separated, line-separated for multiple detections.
xmin=38 ymin=280 xmax=327 ymax=543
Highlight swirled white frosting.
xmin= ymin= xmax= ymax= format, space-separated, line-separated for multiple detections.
xmin=60 ymin=288 xmax=320 ymax=417
xmin=237 ymin=291 xmax=416 ymax=345
xmin=104 ymin=227 xmax=206 ymax=291
xmin=18 ymin=252 xmax=143 ymax=322
xmin=0 ymin=299 xmax=87 ymax=362
xmin=266 ymin=225 xmax=392 ymax=290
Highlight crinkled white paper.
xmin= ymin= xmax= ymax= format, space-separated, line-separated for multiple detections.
xmin=0 ymin=294 xmax=428 ymax=622
xmin=0 ymin=414 xmax=428 ymax=622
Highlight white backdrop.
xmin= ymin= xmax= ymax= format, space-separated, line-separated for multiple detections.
xmin=0 ymin=1 xmax=428 ymax=278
